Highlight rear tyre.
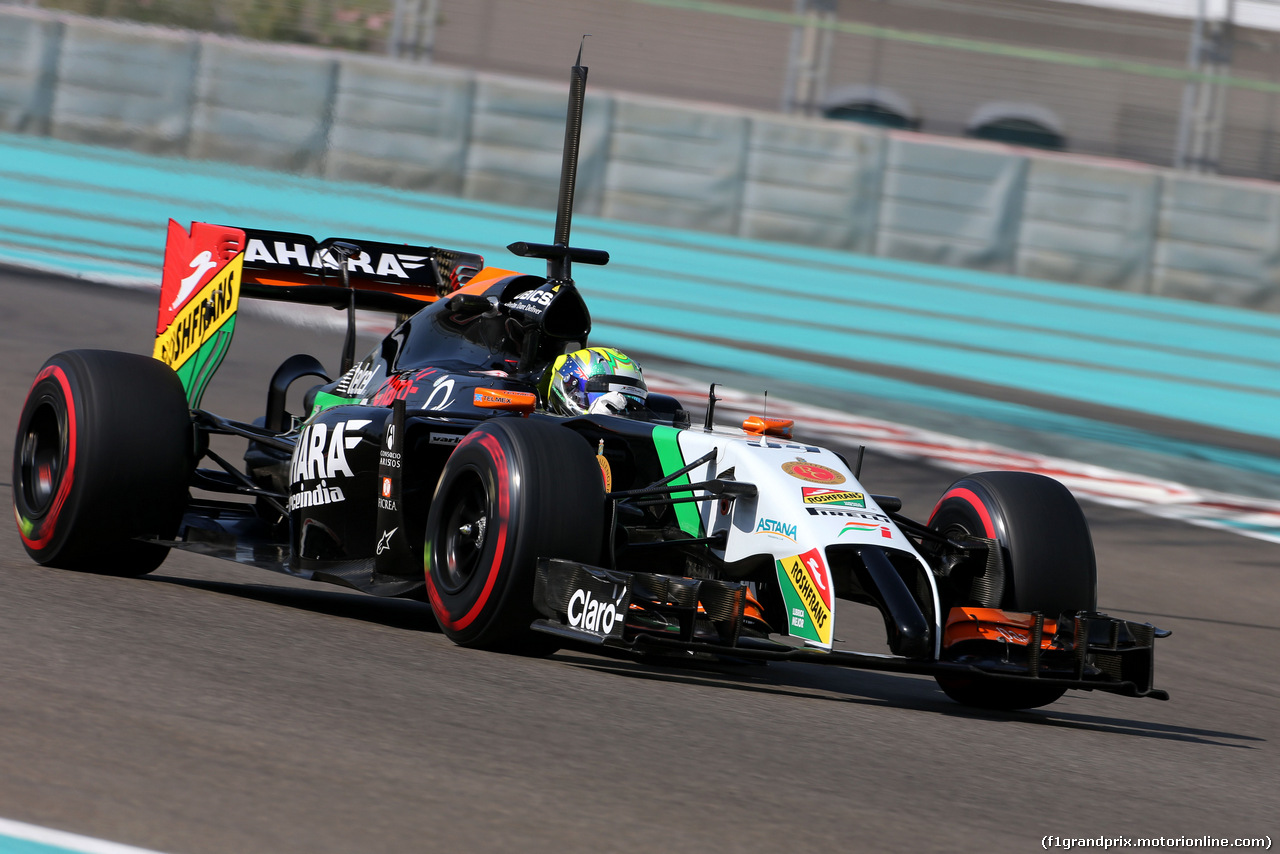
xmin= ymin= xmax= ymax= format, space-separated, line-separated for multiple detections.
xmin=424 ymin=417 xmax=605 ymax=652
xmin=928 ymin=471 xmax=1097 ymax=710
xmin=12 ymin=350 xmax=193 ymax=575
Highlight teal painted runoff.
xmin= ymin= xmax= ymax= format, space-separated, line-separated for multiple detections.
xmin=2 ymin=130 xmax=1279 ymax=446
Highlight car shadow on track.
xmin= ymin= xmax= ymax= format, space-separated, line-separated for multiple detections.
xmin=147 ymin=574 xmax=441 ymax=633
xmin=144 ymin=575 xmax=1259 ymax=749
xmin=1015 ymin=709 xmax=1264 ymax=746
xmin=1106 ymin=607 xmax=1280 ymax=634
xmin=554 ymin=652 xmax=1261 ymax=748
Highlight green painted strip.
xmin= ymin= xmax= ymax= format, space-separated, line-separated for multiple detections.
xmin=309 ymin=390 xmax=361 ymax=417
xmin=650 ymin=425 xmax=703 ymax=537
xmin=172 ymin=316 xmax=236 ymax=408
xmin=623 ymin=0 xmax=1280 ymax=95
xmin=174 ymin=351 xmax=198 ymax=395
xmin=188 ymin=319 xmax=236 ymax=409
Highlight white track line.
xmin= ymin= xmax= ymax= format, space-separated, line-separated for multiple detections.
xmin=0 ymin=817 xmax=169 ymax=854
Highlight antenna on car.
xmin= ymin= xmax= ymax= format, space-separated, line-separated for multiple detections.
xmin=506 ymin=36 xmax=609 ymax=284
xmin=553 ymin=36 xmax=590 ymax=265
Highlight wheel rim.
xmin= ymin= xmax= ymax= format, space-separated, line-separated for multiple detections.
xmin=437 ymin=469 xmax=490 ymax=595
xmin=20 ymin=399 xmax=64 ymax=517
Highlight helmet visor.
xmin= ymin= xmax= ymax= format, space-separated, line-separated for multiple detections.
xmin=585 ymin=374 xmax=648 ymax=407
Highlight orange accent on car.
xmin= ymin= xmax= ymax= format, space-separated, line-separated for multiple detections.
xmin=742 ymin=416 xmax=794 ymax=438
xmin=942 ymin=607 xmax=1059 ymax=649
xmin=450 ymin=268 xmax=524 ymax=296
xmin=472 ymin=388 xmax=537 ymax=414
xmin=240 ymin=270 xmax=465 ymax=311
xmin=241 ymin=270 xmax=452 ymax=304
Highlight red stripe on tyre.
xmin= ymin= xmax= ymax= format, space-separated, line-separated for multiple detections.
xmin=18 ymin=365 xmax=77 ymax=551
xmin=428 ymin=431 xmax=510 ymax=632
xmin=929 ymin=487 xmax=994 ymax=538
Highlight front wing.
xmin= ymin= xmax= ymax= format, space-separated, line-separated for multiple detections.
xmin=531 ymin=559 xmax=1169 ymax=701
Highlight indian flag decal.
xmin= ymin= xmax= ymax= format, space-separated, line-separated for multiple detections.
xmin=839 ymin=520 xmax=893 ymax=539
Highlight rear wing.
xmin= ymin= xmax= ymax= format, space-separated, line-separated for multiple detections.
xmin=162 ymin=221 xmax=483 ymax=312
xmin=153 ymin=220 xmax=483 ymax=407
xmin=236 ymin=225 xmax=483 ymax=311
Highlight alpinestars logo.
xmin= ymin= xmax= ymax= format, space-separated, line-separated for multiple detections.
xmin=244 ymin=239 xmax=427 ymax=279
xmin=376 ymin=527 xmax=398 ymax=555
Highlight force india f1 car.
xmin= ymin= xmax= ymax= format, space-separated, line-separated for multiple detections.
xmin=11 ymin=54 xmax=1169 ymax=711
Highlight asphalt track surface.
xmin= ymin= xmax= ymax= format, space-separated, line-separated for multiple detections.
xmin=1 ymin=271 xmax=1276 ymax=853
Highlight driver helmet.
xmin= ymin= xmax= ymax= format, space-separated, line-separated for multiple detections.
xmin=547 ymin=347 xmax=648 ymax=416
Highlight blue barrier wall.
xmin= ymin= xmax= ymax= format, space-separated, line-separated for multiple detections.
xmin=5 ymin=6 xmax=1280 ymax=311
xmin=4 ymin=130 xmax=1280 ymax=469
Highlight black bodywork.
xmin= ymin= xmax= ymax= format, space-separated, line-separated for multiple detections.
xmin=177 ymin=269 xmax=689 ymax=598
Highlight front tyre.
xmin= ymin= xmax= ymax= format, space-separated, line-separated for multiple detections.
xmin=928 ymin=471 xmax=1097 ymax=710
xmin=13 ymin=350 xmax=193 ymax=575
xmin=424 ymin=417 xmax=604 ymax=651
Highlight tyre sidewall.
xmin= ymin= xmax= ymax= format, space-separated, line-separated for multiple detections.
xmin=425 ymin=425 xmax=528 ymax=645
xmin=12 ymin=350 xmax=192 ymax=572
xmin=425 ymin=418 xmax=604 ymax=648
xmin=929 ymin=471 xmax=1096 ymax=613
xmin=13 ymin=358 xmax=85 ymax=563
xmin=929 ymin=471 xmax=1097 ymax=710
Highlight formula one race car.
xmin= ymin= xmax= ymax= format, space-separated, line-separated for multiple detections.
xmin=11 ymin=55 xmax=1168 ymax=711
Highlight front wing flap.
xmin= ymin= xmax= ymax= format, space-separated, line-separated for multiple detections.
xmin=531 ymin=559 xmax=1169 ymax=701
